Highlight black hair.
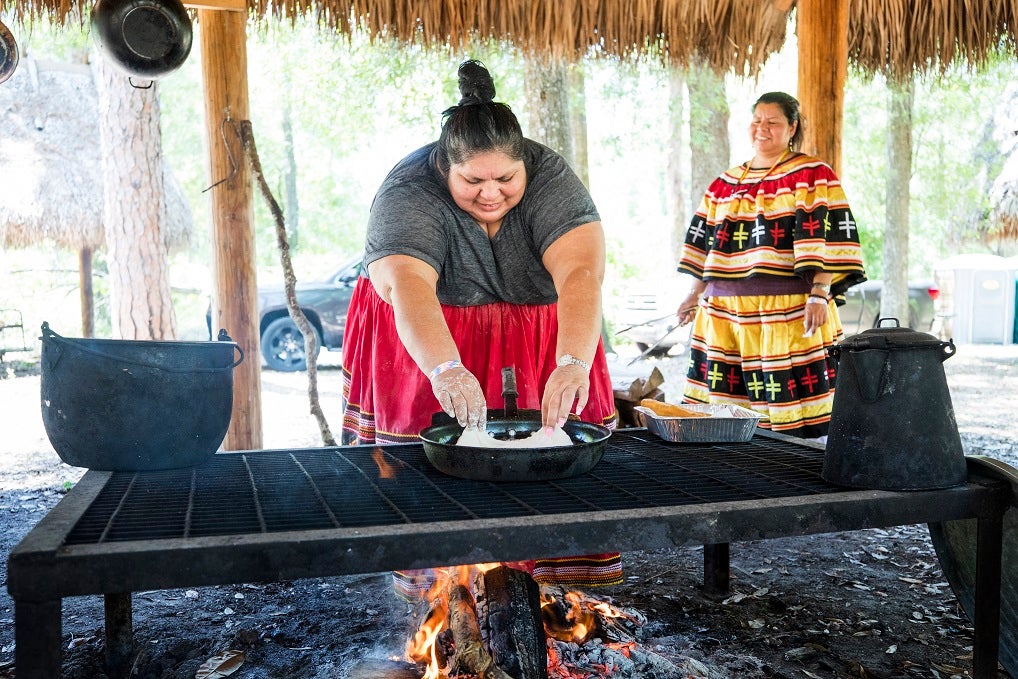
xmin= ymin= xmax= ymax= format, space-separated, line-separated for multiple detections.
xmin=754 ymin=91 xmax=805 ymax=152
xmin=431 ymin=59 xmax=525 ymax=176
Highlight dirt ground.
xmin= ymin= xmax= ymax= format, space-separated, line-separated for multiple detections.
xmin=1 ymin=344 xmax=1017 ymax=679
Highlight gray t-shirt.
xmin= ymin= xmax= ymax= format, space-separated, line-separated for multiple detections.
xmin=363 ymin=140 xmax=600 ymax=306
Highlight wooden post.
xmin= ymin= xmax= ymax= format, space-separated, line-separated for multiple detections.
xmin=796 ymin=0 xmax=848 ymax=175
xmin=198 ymin=8 xmax=263 ymax=450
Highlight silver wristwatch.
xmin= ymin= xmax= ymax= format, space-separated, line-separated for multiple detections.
xmin=557 ymin=354 xmax=591 ymax=371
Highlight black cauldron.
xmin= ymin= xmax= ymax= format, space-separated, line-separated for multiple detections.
xmin=40 ymin=323 xmax=243 ymax=471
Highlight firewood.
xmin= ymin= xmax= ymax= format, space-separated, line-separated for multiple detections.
xmin=448 ymin=583 xmax=514 ymax=679
xmin=479 ymin=566 xmax=548 ymax=679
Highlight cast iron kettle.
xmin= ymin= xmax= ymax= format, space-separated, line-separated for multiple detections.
xmin=0 ymin=19 xmax=18 ymax=84
xmin=91 ymin=0 xmax=193 ymax=80
xmin=822 ymin=318 xmax=966 ymax=490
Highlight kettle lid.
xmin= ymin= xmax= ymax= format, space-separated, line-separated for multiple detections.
xmin=836 ymin=317 xmax=949 ymax=351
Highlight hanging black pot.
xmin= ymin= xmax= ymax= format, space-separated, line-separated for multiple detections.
xmin=0 ymin=19 xmax=18 ymax=84
xmin=90 ymin=0 xmax=193 ymax=80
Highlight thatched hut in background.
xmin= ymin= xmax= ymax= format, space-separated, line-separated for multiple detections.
xmin=0 ymin=55 xmax=193 ymax=336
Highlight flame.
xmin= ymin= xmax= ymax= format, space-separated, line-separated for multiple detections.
xmin=406 ymin=607 xmax=447 ymax=679
xmin=404 ymin=564 xmax=481 ymax=677
xmin=371 ymin=447 xmax=399 ymax=478
xmin=406 ymin=564 xmax=633 ymax=677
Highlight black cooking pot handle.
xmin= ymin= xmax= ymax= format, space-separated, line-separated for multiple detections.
xmin=40 ymin=322 xmax=244 ymax=373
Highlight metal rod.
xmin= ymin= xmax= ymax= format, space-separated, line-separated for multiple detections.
xmin=703 ymin=542 xmax=730 ymax=595
xmin=15 ymin=599 xmax=62 ymax=678
xmin=972 ymin=511 xmax=1004 ymax=679
xmin=105 ymin=592 xmax=135 ymax=678
xmin=614 ymin=313 xmax=676 ymax=335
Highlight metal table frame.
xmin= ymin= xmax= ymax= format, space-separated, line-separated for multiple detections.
xmin=8 ymin=432 xmax=1013 ymax=678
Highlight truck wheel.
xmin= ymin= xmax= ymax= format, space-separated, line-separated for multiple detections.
xmin=260 ymin=316 xmax=321 ymax=372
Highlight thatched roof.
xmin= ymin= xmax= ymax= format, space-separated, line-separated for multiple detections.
xmin=1 ymin=0 xmax=796 ymax=75
xmin=848 ymin=0 xmax=1018 ymax=80
xmin=4 ymin=0 xmax=1017 ymax=78
xmin=0 ymin=56 xmax=192 ymax=252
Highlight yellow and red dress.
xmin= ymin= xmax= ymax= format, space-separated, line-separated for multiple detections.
xmin=677 ymin=152 xmax=866 ymax=438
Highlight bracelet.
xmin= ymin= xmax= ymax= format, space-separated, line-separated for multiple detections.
xmin=428 ymin=360 xmax=462 ymax=380
xmin=806 ymin=295 xmax=828 ymax=306
xmin=556 ymin=354 xmax=591 ymax=371
xmin=811 ymin=282 xmax=831 ymax=294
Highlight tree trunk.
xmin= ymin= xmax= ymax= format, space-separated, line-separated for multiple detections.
xmin=282 ymin=99 xmax=300 ymax=249
xmin=523 ymin=54 xmax=572 ymax=163
xmin=566 ymin=63 xmax=589 ymax=188
xmin=666 ymin=65 xmax=686 ymax=265
xmin=94 ymin=57 xmax=177 ymax=342
xmin=881 ymin=77 xmax=914 ymax=325
xmin=686 ymin=59 xmax=730 ymax=219
xmin=796 ymin=0 xmax=848 ymax=174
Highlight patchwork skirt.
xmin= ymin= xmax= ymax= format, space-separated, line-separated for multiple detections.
xmin=682 ymin=293 xmax=844 ymax=439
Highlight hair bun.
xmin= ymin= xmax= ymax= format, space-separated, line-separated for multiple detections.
xmin=457 ymin=59 xmax=496 ymax=105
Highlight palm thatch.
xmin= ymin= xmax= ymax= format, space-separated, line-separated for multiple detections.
xmin=2 ymin=0 xmax=793 ymax=75
xmin=848 ymin=0 xmax=1018 ymax=81
xmin=0 ymin=56 xmax=192 ymax=252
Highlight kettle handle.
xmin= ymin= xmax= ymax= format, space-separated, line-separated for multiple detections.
xmin=940 ymin=338 xmax=957 ymax=362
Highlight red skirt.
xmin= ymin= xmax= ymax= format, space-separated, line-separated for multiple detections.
xmin=341 ymin=278 xmax=622 ymax=592
xmin=340 ymin=278 xmax=618 ymax=444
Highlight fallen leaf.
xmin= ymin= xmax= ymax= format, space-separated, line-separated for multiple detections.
xmin=195 ymin=649 xmax=245 ymax=678
xmin=886 ymin=644 xmax=898 ymax=653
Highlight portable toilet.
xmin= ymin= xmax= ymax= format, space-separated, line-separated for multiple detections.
xmin=935 ymin=254 xmax=1016 ymax=344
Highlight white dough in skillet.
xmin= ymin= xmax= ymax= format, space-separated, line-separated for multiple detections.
xmin=457 ymin=426 xmax=574 ymax=448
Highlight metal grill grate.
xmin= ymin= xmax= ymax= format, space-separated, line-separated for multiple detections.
xmin=64 ymin=432 xmax=837 ymax=546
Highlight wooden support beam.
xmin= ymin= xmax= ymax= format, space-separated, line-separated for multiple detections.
xmin=199 ymin=8 xmax=263 ymax=450
xmin=796 ymin=0 xmax=848 ymax=175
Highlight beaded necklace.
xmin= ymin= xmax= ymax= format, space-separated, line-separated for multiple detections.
xmin=735 ymin=149 xmax=789 ymax=194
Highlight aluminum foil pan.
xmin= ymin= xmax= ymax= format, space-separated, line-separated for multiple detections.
xmin=634 ymin=403 xmax=763 ymax=443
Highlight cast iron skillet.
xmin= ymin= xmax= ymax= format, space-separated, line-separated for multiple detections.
xmin=0 ymin=19 xmax=18 ymax=84
xmin=419 ymin=367 xmax=611 ymax=482
xmin=90 ymin=0 xmax=193 ymax=80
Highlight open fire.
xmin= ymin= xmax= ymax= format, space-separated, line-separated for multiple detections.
xmin=402 ymin=563 xmax=657 ymax=679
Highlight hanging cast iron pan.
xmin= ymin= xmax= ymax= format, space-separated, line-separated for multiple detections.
xmin=927 ymin=456 xmax=1018 ymax=677
xmin=90 ymin=0 xmax=193 ymax=80
xmin=0 ymin=19 xmax=18 ymax=84
xmin=419 ymin=367 xmax=611 ymax=482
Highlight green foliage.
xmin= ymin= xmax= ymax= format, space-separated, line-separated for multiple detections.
xmin=842 ymin=56 xmax=1016 ymax=280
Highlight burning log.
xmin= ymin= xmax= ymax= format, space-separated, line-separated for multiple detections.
xmin=540 ymin=586 xmax=644 ymax=645
xmin=478 ymin=566 xmax=548 ymax=679
xmin=448 ymin=582 xmax=514 ymax=679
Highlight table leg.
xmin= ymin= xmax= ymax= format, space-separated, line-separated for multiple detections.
xmin=105 ymin=592 xmax=135 ymax=677
xmin=703 ymin=543 xmax=730 ymax=595
xmin=972 ymin=512 xmax=1003 ymax=679
xmin=15 ymin=598 xmax=62 ymax=678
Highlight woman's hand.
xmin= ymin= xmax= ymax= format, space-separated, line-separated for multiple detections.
xmin=431 ymin=366 xmax=487 ymax=429
xmin=677 ymin=291 xmax=702 ymax=326
xmin=803 ymin=296 xmax=830 ymax=337
xmin=541 ymin=363 xmax=590 ymax=430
